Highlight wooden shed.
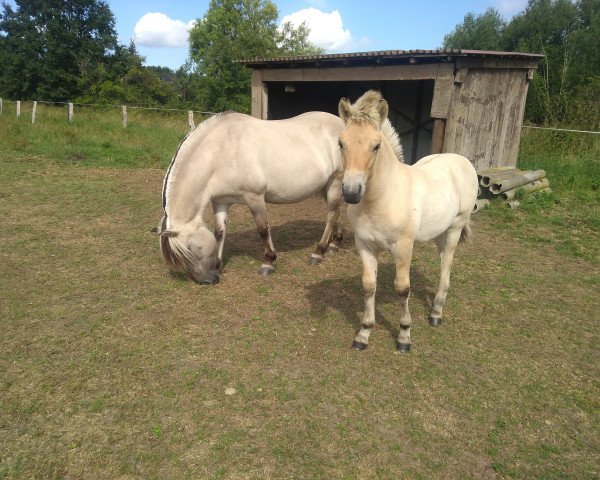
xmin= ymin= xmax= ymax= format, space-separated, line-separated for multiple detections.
xmin=240 ymin=49 xmax=543 ymax=169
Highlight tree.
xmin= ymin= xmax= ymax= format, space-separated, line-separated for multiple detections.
xmin=188 ymin=0 xmax=323 ymax=113
xmin=443 ymin=8 xmax=506 ymax=51
xmin=77 ymin=41 xmax=178 ymax=107
xmin=0 ymin=0 xmax=118 ymax=101
xmin=502 ymin=0 xmax=581 ymax=122
xmin=443 ymin=0 xmax=600 ymax=125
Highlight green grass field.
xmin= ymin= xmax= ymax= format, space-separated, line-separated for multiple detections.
xmin=0 ymin=106 xmax=598 ymax=479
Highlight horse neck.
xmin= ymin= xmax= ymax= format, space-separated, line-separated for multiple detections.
xmin=164 ymin=163 xmax=212 ymax=230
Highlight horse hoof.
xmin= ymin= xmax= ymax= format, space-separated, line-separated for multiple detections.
xmin=352 ymin=341 xmax=368 ymax=351
xmin=396 ymin=342 xmax=411 ymax=353
xmin=327 ymin=244 xmax=340 ymax=253
xmin=258 ymin=266 xmax=275 ymax=276
xmin=428 ymin=316 xmax=442 ymax=327
xmin=308 ymin=256 xmax=322 ymax=265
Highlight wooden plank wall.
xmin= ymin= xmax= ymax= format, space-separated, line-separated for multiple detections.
xmin=443 ymin=68 xmax=530 ymax=170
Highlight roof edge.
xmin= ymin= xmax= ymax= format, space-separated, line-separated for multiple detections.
xmin=237 ymin=48 xmax=544 ymax=67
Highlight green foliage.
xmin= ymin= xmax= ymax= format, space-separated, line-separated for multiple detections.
xmin=0 ymin=0 xmax=118 ymax=101
xmin=443 ymin=8 xmax=506 ymax=50
xmin=443 ymin=0 xmax=600 ymax=126
xmin=189 ymin=0 xmax=323 ymax=113
xmin=0 ymin=3 xmax=192 ymax=109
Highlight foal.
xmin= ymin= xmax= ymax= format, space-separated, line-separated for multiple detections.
xmin=338 ymin=91 xmax=478 ymax=352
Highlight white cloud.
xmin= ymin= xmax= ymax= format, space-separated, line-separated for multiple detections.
xmin=134 ymin=12 xmax=196 ymax=48
xmin=495 ymin=0 xmax=528 ymax=16
xmin=280 ymin=8 xmax=353 ymax=52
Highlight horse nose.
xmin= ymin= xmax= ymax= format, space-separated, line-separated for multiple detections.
xmin=193 ymin=273 xmax=220 ymax=285
xmin=342 ymin=183 xmax=363 ymax=204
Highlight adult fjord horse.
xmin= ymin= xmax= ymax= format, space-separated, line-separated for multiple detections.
xmin=338 ymin=91 xmax=478 ymax=352
xmin=153 ymin=111 xmax=345 ymax=284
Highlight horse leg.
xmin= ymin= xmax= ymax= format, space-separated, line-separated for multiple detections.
xmin=391 ymin=238 xmax=414 ymax=352
xmin=330 ymin=222 xmax=344 ymax=251
xmin=246 ymin=195 xmax=277 ymax=276
xmin=309 ymin=176 xmax=342 ymax=265
xmin=352 ymin=239 xmax=379 ymax=350
xmin=429 ymin=226 xmax=463 ymax=326
xmin=212 ymin=202 xmax=230 ymax=270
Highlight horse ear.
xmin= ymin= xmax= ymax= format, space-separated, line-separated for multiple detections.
xmin=160 ymin=230 xmax=179 ymax=238
xmin=338 ymin=98 xmax=351 ymax=124
xmin=378 ymin=98 xmax=389 ymax=126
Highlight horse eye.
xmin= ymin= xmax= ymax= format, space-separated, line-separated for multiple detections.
xmin=373 ymin=143 xmax=381 ymax=152
xmin=338 ymin=140 xmax=344 ymax=149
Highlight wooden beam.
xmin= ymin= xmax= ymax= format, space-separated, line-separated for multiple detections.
xmin=431 ymin=118 xmax=446 ymax=154
xmin=456 ymin=57 xmax=540 ymax=70
xmin=251 ymin=70 xmax=268 ymax=119
xmin=259 ymin=63 xmax=451 ymax=83
xmin=430 ymin=72 xmax=454 ymax=119
xmin=411 ymin=82 xmax=425 ymax=164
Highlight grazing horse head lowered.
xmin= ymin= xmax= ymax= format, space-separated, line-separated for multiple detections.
xmin=153 ymin=217 xmax=220 ymax=285
xmin=153 ymin=110 xmax=346 ymax=284
xmin=337 ymin=90 xmax=478 ymax=352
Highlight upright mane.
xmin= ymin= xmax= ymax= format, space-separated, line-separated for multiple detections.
xmin=381 ymin=118 xmax=404 ymax=163
xmin=343 ymin=90 xmax=404 ymax=163
xmin=161 ymin=112 xmax=231 ymax=219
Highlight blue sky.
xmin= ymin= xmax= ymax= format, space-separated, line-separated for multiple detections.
xmin=8 ymin=0 xmax=530 ymax=70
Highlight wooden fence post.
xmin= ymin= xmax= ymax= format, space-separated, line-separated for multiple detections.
xmin=32 ymin=101 xmax=37 ymax=124
xmin=188 ymin=110 xmax=195 ymax=131
xmin=122 ymin=105 xmax=127 ymax=128
xmin=68 ymin=102 xmax=73 ymax=122
xmin=0 ymin=98 xmax=3 ymax=115
xmin=16 ymin=101 xmax=21 ymax=118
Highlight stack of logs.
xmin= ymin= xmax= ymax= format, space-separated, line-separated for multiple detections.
xmin=473 ymin=167 xmax=551 ymax=213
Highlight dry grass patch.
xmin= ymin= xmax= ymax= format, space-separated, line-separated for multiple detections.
xmin=1 ymin=157 xmax=598 ymax=479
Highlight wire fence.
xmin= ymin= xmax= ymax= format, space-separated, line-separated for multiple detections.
xmin=2 ymin=97 xmax=599 ymax=135
xmin=522 ymin=125 xmax=599 ymax=135
xmin=0 ymin=98 xmax=216 ymax=130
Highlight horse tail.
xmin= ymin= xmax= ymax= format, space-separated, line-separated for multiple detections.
xmin=459 ymin=219 xmax=472 ymax=244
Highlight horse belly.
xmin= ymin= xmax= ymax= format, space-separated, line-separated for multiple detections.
xmin=263 ymin=162 xmax=330 ymax=204
xmin=414 ymin=193 xmax=460 ymax=242
xmin=414 ymin=214 xmax=455 ymax=242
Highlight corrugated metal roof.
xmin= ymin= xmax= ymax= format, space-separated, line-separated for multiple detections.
xmin=237 ymin=48 xmax=543 ymax=67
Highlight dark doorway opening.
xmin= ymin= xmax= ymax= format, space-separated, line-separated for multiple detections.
xmin=266 ymin=80 xmax=434 ymax=164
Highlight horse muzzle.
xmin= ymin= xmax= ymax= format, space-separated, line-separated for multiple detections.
xmin=193 ymin=272 xmax=220 ymax=285
xmin=342 ymin=173 xmax=366 ymax=204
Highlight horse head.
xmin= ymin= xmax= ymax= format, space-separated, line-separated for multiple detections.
xmin=338 ymin=91 xmax=390 ymax=204
xmin=153 ymin=219 xmax=220 ymax=285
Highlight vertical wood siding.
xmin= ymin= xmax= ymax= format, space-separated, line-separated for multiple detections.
xmin=443 ymin=68 xmax=530 ymax=170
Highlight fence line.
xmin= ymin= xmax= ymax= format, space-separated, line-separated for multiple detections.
xmin=0 ymin=98 xmax=215 ymax=130
xmin=522 ymin=125 xmax=600 ymax=135
xmin=3 ymin=98 xmax=599 ymax=135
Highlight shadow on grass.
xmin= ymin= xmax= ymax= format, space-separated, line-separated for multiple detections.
xmin=305 ymin=261 xmax=434 ymax=341
xmin=225 ymin=219 xmax=326 ymax=260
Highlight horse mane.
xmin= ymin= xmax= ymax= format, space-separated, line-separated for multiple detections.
xmin=158 ymin=216 xmax=195 ymax=273
xmin=344 ymin=90 xmax=385 ymax=127
xmin=162 ymin=111 xmax=231 ymax=216
xmin=159 ymin=113 xmax=233 ymax=274
xmin=381 ymin=118 xmax=405 ymax=163
xmin=346 ymin=90 xmax=405 ymax=163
